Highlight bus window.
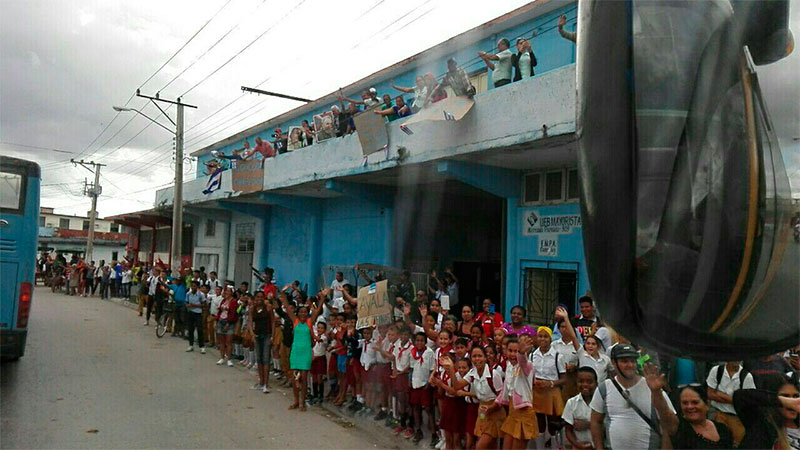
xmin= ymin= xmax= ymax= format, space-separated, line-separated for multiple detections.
xmin=0 ymin=171 xmax=24 ymax=211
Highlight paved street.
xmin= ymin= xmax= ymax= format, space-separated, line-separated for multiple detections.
xmin=1 ymin=290 xmax=395 ymax=449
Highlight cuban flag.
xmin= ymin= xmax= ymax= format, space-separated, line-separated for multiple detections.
xmin=202 ymin=168 xmax=223 ymax=195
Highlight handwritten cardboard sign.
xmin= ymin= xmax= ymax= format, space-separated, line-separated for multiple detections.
xmin=356 ymin=280 xmax=392 ymax=328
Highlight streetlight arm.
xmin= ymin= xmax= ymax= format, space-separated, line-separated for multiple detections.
xmin=112 ymin=106 xmax=175 ymax=135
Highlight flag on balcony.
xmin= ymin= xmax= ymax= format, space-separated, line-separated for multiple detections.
xmin=203 ymin=167 xmax=223 ymax=195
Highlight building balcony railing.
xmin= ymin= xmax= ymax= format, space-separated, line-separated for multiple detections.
xmin=38 ymin=227 xmax=128 ymax=242
xmin=156 ymin=64 xmax=576 ymax=207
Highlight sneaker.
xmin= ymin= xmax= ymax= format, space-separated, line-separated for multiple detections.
xmin=404 ymin=428 xmax=414 ymax=439
xmin=374 ymin=409 xmax=388 ymax=421
xmin=250 ymin=383 xmax=264 ymax=390
xmin=392 ymin=426 xmax=404 ymax=436
xmin=435 ymin=436 xmax=445 ymax=449
xmin=185 ymin=346 xmax=194 ymax=352
xmin=216 ymin=358 xmax=225 ymax=365
xmin=413 ymin=429 xmax=424 ymax=444
xmin=262 ymin=386 xmax=270 ymax=394
xmin=429 ymin=433 xmax=440 ymax=449
xmin=200 ymin=348 xmax=206 ymax=354
xmin=143 ymin=321 xmax=149 ymax=326
xmin=227 ymin=360 xmax=234 ymax=367
xmin=347 ymin=401 xmax=360 ymax=412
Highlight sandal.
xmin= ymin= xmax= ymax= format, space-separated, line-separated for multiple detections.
xmin=288 ymin=403 xmax=299 ymax=410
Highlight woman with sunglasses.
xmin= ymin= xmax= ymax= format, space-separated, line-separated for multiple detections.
xmin=733 ymin=373 xmax=800 ymax=449
xmin=663 ymin=384 xmax=733 ymax=449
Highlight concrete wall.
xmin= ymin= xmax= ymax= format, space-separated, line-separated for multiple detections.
xmin=41 ymin=214 xmax=118 ymax=232
xmin=159 ymin=64 xmax=577 ymax=207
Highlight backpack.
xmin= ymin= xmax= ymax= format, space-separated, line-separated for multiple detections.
xmin=713 ymin=364 xmax=750 ymax=390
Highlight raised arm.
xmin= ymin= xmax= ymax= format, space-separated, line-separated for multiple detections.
xmin=279 ymin=293 xmax=297 ymax=323
xmin=338 ymin=94 xmax=364 ymax=106
xmin=373 ymin=106 xmax=396 ymax=116
xmin=310 ymin=294 xmax=325 ymax=324
xmin=556 ymin=307 xmax=580 ymax=351
xmin=391 ymin=82 xmax=414 ymax=93
xmin=644 ymin=363 xmax=678 ymax=436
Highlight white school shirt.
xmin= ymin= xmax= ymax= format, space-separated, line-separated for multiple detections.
xmin=313 ymin=333 xmax=329 ymax=357
xmin=361 ymin=338 xmax=377 ymax=370
xmin=394 ymin=340 xmax=413 ymax=373
xmin=330 ymin=279 xmax=349 ymax=300
xmin=552 ymin=338 xmax=579 ymax=367
xmin=562 ymin=393 xmax=593 ymax=444
xmin=531 ymin=346 xmax=566 ymax=381
xmin=706 ymin=364 xmax=755 ymax=414
xmin=148 ymin=275 xmax=160 ymax=295
xmin=381 ymin=338 xmax=399 ymax=365
xmin=122 ymin=270 xmax=132 ymax=284
xmin=464 ymin=364 xmax=504 ymax=402
xmin=577 ymin=348 xmax=612 ymax=384
xmin=205 ymin=278 xmax=222 ymax=291
xmin=409 ymin=347 xmax=434 ymax=389
xmin=590 ymin=377 xmax=676 ymax=450
xmin=208 ymin=294 xmax=222 ymax=316
xmin=500 ymin=359 xmax=535 ymax=407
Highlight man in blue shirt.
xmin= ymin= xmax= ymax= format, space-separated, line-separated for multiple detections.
xmin=184 ymin=280 xmax=207 ymax=353
xmin=114 ymin=262 xmax=123 ymax=298
xmin=168 ymin=277 xmax=188 ymax=337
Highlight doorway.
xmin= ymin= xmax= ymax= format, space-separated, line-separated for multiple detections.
xmin=233 ymin=222 xmax=255 ymax=285
xmin=523 ymin=268 xmax=577 ymax=326
xmin=453 ymin=261 xmax=502 ymax=313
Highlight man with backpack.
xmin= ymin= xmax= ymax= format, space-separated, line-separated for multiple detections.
xmin=706 ymin=361 xmax=755 ymax=446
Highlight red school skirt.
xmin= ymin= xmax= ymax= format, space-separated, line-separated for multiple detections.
xmin=439 ymin=396 xmax=466 ymax=433
xmin=311 ymin=355 xmax=327 ymax=376
xmin=346 ymin=358 xmax=365 ymax=385
xmin=464 ymin=401 xmax=479 ymax=436
xmin=328 ymin=354 xmax=338 ymax=375
xmin=409 ymin=387 xmax=431 ymax=408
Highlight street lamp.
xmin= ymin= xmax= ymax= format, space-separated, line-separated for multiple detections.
xmin=112 ymin=105 xmax=175 ymax=134
xmin=112 ymin=95 xmax=196 ymax=275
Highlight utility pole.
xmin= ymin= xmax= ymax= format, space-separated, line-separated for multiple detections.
xmin=71 ymin=159 xmax=105 ymax=263
xmin=132 ymin=90 xmax=196 ymax=276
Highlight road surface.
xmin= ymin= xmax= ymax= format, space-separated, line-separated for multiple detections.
xmin=1 ymin=290 xmax=396 ymax=449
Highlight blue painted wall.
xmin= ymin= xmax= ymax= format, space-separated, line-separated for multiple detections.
xmin=196 ymin=3 xmax=579 ymax=174
xmin=503 ymin=201 xmax=590 ymax=320
xmin=320 ymin=197 xmax=391 ymax=269
xmin=266 ymin=207 xmax=312 ymax=288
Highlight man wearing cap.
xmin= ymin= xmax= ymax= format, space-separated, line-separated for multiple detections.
xmin=589 ymin=344 xmax=678 ymax=449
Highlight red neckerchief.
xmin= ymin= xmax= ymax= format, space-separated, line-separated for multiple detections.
xmin=397 ymin=341 xmax=412 ymax=358
xmin=411 ymin=346 xmax=426 ymax=361
xmin=387 ymin=339 xmax=398 ymax=353
xmin=498 ymin=355 xmax=507 ymax=370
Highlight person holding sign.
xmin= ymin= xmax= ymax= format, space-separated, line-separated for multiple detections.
xmin=276 ymin=291 xmax=323 ymax=411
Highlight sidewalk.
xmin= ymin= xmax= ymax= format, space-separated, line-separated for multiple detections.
xmin=101 ymin=294 xmax=418 ymax=449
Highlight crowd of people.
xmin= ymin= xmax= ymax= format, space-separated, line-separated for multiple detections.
xmin=52 ymin=256 xmax=797 ymax=450
xmin=39 ymin=253 xmax=140 ymax=300
xmin=202 ymin=26 xmax=557 ymax=176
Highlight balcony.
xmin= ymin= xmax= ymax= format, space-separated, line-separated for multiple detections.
xmin=38 ymin=227 xmax=128 ymax=245
xmin=156 ymin=64 xmax=576 ymax=206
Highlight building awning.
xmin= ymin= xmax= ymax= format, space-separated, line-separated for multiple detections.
xmin=107 ymin=208 xmax=172 ymax=229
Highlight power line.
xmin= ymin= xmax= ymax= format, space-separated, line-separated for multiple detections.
xmin=159 ymin=0 xmax=268 ymax=93
xmin=140 ymin=0 xmax=235 ymax=91
xmin=69 ymin=1 xmax=234 ymax=163
xmin=179 ymin=0 xmax=311 ymax=98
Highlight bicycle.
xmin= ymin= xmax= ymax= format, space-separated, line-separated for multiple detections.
xmin=156 ymin=297 xmax=175 ymax=338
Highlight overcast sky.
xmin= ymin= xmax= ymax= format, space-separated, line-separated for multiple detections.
xmin=1 ymin=0 xmax=798 ymax=218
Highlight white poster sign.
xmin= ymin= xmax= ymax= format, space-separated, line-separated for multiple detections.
xmin=439 ymin=294 xmax=450 ymax=311
xmin=537 ymin=234 xmax=559 ymax=257
xmin=523 ymin=210 xmax=581 ymax=236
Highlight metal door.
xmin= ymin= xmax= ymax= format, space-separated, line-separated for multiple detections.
xmin=233 ymin=223 xmax=255 ymax=286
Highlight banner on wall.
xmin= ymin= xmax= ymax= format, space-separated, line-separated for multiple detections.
xmin=523 ymin=210 xmax=581 ymax=236
xmin=353 ymin=109 xmax=389 ymax=156
xmin=231 ymin=159 xmax=264 ymax=193
xmin=356 ymin=280 xmax=392 ymax=328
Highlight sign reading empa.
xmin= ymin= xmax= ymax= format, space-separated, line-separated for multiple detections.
xmin=523 ymin=210 xmax=581 ymax=236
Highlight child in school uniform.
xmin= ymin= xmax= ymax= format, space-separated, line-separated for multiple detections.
xmin=379 ymin=325 xmax=400 ymax=427
xmin=432 ymin=352 xmax=464 ymax=450
xmin=562 ymin=367 xmax=598 ymax=450
xmin=359 ymin=326 xmax=378 ymax=414
xmin=386 ymin=327 xmax=413 ymax=437
xmin=497 ymin=336 xmax=539 ymax=448
xmin=310 ymin=321 xmax=329 ymax=404
xmin=530 ymin=325 xmax=567 ymax=450
xmin=456 ymin=345 xmax=507 ymax=450
xmin=408 ymin=332 xmax=435 ymax=445
xmin=455 ymin=357 xmax=479 ymax=450
xmin=370 ymin=324 xmax=392 ymax=421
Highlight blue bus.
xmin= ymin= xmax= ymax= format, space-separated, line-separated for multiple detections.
xmin=0 ymin=156 xmax=40 ymax=361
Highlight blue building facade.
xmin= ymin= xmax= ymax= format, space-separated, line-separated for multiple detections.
xmin=124 ymin=1 xmax=590 ymax=324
